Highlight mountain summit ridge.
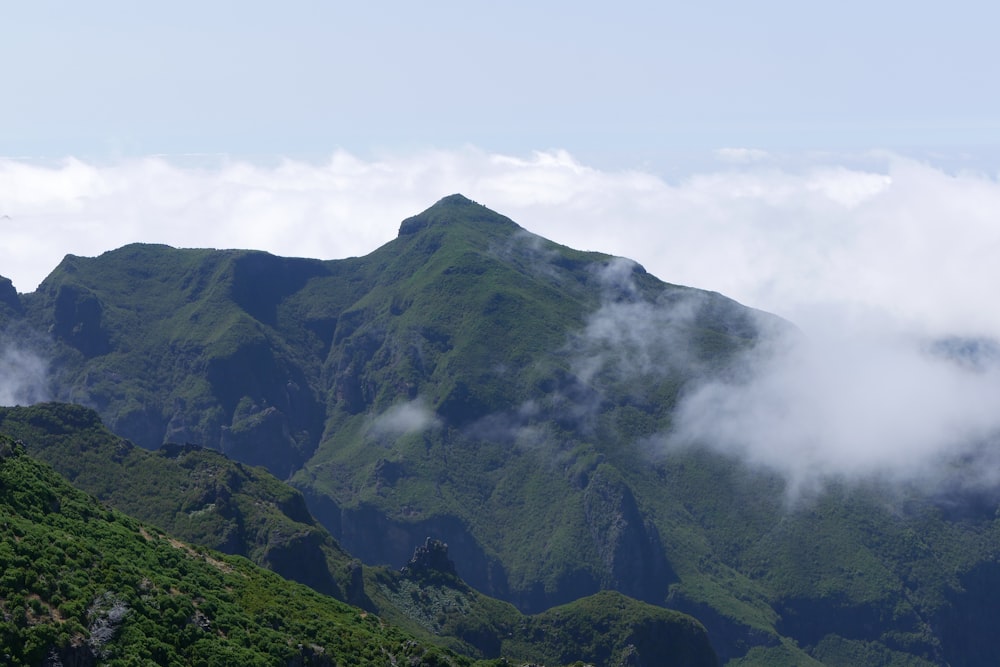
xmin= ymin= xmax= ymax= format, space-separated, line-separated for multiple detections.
xmin=398 ymin=194 xmax=521 ymax=237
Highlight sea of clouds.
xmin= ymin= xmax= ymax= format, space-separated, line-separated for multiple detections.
xmin=4 ymin=147 xmax=1000 ymax=491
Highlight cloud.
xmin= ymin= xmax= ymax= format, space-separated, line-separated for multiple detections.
xmin=570 ymin=258 xmax=710 ymax=386
xmin=658 ymin=320 xmax=1000 ymax=496
xmin=0 ymin=343 xmax=49 ymax=407
xmin=2 ymin=149 xmax=998 ymax=342
xmin=369 ymin=398 xmax=441 ymax=439
xmin=6 ymin=148 xmax=1000 ymax=492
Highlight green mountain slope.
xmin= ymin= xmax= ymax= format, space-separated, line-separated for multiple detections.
xmin=10 ymin=194 xmax=764 ymax=612
xmin=0 ymin=435 xmax=480 ymax=666
xmin=0 ymin=401 xmax=718 ymax=666
xmin=3 ymin=194 xmax=1000 ymax=664
xmin=0 ymin=402 xmax=354 ymax=600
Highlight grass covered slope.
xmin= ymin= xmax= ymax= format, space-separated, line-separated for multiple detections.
xmin=0 ymin=435 xmax=481 ymax=667
xmin=0 ymin=402 xmax=354 ymax=601
xmin=6 ymin=194 xmax=1000 ymax=664
xmin=290 ymin=195 xmax=766 ymax=613
xmin=0 ymin=402 xmax=719 ymax=667
xmin=13 ymin=194 xmax=762 ymax=616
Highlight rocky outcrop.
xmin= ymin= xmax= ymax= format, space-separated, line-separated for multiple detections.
xmin=50 ymin=284 xmax=109 ymax=357
xmin=0 ymin=275 xmax=21 ymax=315
xmin=301 ymin=496 xmax=513 ymax=603
xmin=261 ymin=529 xmax=342 ymax=599
xmin=401 ymin=538 xmax=458 ymax=579
xmin=583 ymin=465 xmax=676 ymax=604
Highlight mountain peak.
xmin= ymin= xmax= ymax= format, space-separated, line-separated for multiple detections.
xmin=0 ymin=275 xmax=21 ymax=313
xmin=397 ymin=194 xmax=521 ymax=236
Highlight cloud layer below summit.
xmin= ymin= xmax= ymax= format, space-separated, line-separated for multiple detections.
xmin=6 ymin=148 xmax=1000 ymax=489
xmin=3 ymin=149 xmax=999 ymax=340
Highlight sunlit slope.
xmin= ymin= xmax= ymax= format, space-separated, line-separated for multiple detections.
xmin=5 ymin=194 xmax=1000 ymax=664
xmin=13 ymin=194 xmax=762 ymax=611
xmin=291 ymin=195 xmax=765 ymax=615
xmin=0 ymin=407 xmax=718 ymax=667
xmin=0 ymin=436 xmax=478 ymax=666
xmin=0 ymin=402 xmax=355 ymax=599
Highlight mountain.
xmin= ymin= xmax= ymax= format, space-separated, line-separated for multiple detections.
xmin=0 ymin=414 xmax=717 ymax=666
xmin=8 ymin=194 xmax=765 ymax=606
xmin=3 ymin=194 xmax=1000 ymax=664
xmin=0 ymin=402 xmax=355 ymax=600
xmin=0 ymin=434 xmax=478 ymax=666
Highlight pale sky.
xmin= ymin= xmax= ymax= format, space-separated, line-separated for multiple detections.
xmin=4 ymin=0 xmax=999 ymax=324
xmin=3 ymin=2 xmax=999 ymax=163
xmin=5 ymin=2 xmax=1000 ymax=484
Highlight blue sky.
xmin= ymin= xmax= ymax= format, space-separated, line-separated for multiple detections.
xmin=4 ymin=1 xmax=999 ymax=166
xmin=5 ymin=1 xmax=1000 ymax=483
xmin=3 ymin=1 xmax=1000 ymax=321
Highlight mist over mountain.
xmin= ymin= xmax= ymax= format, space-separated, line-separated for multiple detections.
xmin=2 ymin=194 xmax=1000 ymax=665
xmin=667 ymin=323 xmax=1000 ymax=498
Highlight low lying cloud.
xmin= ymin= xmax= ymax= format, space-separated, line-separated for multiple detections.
xmin=369 ymin=398 xmax=441 ymax=439
xmin=5 ymin=148 xmax=1000 ymax=492
xmin=2 ymin=149 xmax=999 ymax=339
xmin=0 ymin=343 xmax=49 ymax=406
xmin=571 ymin=258 xmax=710 ymax=386
xmin=661 ymin=323 xmax=1000 ymax=497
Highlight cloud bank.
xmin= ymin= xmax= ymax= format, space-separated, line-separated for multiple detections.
xmin=666 ymin=326 xmax=1000 ymax=497
xmin=3 ymin=149 xmax=999 ymax=338
xmin=0 ymin=343 xmax=49 ymax=407
xmin=4 ymin=148 xmax=1000 ymax=489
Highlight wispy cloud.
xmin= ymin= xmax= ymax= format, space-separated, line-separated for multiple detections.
xmin=3 ymin=149 xmax=998 ymax=342
xmin=661 ymin=324 xmax=1000 ymax=497
xmin=6 ymin=148 xmax=1000 ymax=491
xmin=570 ymin=258 xmax=711 ymax=386
xmin=369 ymin=398 xmax=441 ymax=439
xmin=0 ymin=343 xmax=49 ymax=407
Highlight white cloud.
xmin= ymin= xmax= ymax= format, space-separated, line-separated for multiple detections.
xmin=3 ymin=148 xmax=999 ymax=341
xmin=665 ymin=325 xmax=1000 ymax=497
xmin=4 ymin=147 xmax=1000 ymax=487
xmin=0 ymin=343 xmax=49 ymax=407
xmin=369 ymin=398 xmax=441 ymax=438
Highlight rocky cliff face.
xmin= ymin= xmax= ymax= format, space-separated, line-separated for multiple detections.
xmin=401 ymin=537 xmax=458 ymax=579
xmin=0 ymin=276 xmax=21 ymax=315
xmin=583 ymin=465 xmax=676 ymax=604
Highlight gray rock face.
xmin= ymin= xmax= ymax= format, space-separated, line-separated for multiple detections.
xmin=583 ymin=466 xmax=676 ymax=604
xmin=0 ymin=276 xmax=20 ymax=314
xmin=401 ymin=537 xmax=458 ymax=579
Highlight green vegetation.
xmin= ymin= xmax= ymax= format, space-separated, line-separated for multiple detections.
xmin=3 ymin=193 xmax=1000 ymax=664
xmin=0 ymin=435 xmax=480 ymax=666
xmin=0 ymin=402 xmax=354 ymax=600
xmin=505 ymin=591 xmax=716 ymax=667
xmin=0 ymin=403 xmax=717 ymax=666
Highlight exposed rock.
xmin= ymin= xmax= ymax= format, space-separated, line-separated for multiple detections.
xmin=262 ymin=529 xmax=342 ymax=599
xmin=0 ymin=276 xmax=21 ymax=314
xmin=583 ymin=465 xmax=676 ymax=604
xmin=87 ymin=592 xmax=129 ymax=658
xmin=401 ymin=537 xmax=458 ymax=579
xmin=322 ymin=503 xmax=512 ymax=603
xmin=345 ymin=559 xmax=368 ymax=608
xmin=50 ymin=284 xmax=109 ymax=357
